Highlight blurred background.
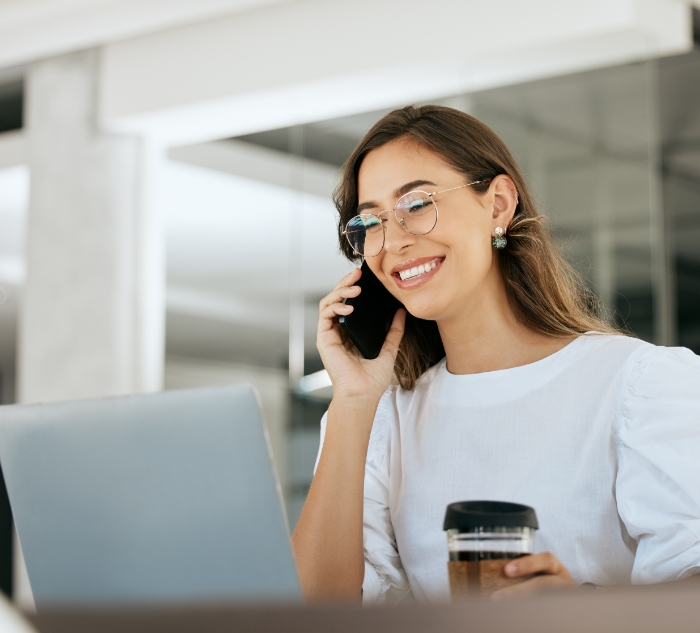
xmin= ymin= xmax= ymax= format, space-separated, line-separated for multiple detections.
xmin=0 ymin=0 xmax=699 ymax=606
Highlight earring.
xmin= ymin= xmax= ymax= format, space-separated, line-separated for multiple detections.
xmin=492 ymin=227 xmax=507 ymax=249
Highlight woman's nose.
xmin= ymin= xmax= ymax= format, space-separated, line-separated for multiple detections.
xmin=383 ymin=213 xmax=417 ymax=254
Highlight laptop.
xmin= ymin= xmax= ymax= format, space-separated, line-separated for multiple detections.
xmin=0 ymin=385 xmax=301 ymax=608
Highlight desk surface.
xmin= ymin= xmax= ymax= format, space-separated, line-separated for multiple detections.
xmin=27 ymin=580 xmax=700 ymax=633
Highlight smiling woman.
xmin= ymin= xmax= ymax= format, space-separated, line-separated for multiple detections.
xmin=334 ymin=105 xmax=617 ymax=389
xmin=291 ymin=105 xmax=700 ymax=605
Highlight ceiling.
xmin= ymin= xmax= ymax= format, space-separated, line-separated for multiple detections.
xmin=0 ymin=0 xmax=295 ymax=68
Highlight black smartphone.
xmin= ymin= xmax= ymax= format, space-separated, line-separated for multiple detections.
xmin=339 ymin=262 xmax=402 ymax=360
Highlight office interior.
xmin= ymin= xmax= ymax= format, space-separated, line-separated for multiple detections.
xmin=0 ymin=0 xmax=699 ymax=617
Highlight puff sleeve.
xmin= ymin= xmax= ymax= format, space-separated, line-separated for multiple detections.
xmin=616 ymin=346 xmax=700 ymax=583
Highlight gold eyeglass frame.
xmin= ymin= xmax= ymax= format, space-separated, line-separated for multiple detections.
xmin=343 ymin=180 xmax=483 ymax=257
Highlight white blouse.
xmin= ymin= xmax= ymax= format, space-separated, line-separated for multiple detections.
xmin=315 ymin=334 xmax=700 ymax=603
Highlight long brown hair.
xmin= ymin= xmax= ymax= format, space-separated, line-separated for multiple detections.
xmin=333 ymin=105 xmax=619 ymax=390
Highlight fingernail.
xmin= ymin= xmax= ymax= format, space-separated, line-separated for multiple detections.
xmin=505 ymin=562 xmax=517 ymax=575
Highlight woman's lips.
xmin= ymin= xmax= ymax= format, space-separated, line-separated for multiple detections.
xmin=391 ymin=257 xmax=445 ymax=289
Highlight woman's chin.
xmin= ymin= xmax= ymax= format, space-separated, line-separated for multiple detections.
xmin=404 ymin=300 xmax=446 ymax=322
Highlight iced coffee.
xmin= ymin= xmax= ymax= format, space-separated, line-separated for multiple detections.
xmin=443 ymin=501 xmax=538 ymax=598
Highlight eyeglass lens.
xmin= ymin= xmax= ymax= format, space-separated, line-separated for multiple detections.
xmin=345 ymin=191 xmax=437 ymax=257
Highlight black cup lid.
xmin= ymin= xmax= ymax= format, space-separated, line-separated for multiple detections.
xmin=443 ymin=500 xmax=538 ymax=531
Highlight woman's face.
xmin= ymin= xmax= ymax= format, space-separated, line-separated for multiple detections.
xmin=357 ymin=138 xmax=512 ymax=323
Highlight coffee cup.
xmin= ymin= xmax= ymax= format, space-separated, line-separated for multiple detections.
xmin=443 ymin=500 xmax=538 ymax=598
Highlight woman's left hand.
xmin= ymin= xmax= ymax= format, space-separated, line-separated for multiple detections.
xmin=491 ymin=552 xmax=577 ymax=600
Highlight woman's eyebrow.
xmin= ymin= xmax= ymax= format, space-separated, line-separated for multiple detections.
xmin=394 ymin=179 xmax=437 ymax=198
xmin=357 ymin=180 xmax=437 ymax=213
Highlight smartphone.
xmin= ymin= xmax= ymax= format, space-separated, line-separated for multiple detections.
xmin=339 ymin=262 xmax=402 ymax=360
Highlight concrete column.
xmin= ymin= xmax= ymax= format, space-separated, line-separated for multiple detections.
xmin=15 ymin=48 xmax=165 ymax=607
xmin=18 ymin=49 xmax=165 ymax=402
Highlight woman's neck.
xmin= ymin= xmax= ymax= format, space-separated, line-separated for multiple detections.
xmin=437 ymin=270 xmax=575 ymax=375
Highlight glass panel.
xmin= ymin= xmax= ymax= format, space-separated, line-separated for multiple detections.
xmin=471 ymin=60 xmax=661 ymax=342
xmin=660 ymin=49 xmax=700 ymax=353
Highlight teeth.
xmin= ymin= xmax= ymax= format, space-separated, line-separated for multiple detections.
xmin=398 ymin=260 xmax=440 ymax=281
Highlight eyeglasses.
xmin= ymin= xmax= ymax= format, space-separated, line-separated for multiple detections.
xmin=343 ymin=181 xmax=482 ymax=257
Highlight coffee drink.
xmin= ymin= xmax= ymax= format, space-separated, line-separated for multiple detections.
xmin=448 ymin=552 xmax=531 ymax=595
xmin=443 ymin=501 xmax=539 ymax=599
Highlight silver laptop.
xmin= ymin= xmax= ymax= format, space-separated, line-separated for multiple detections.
xmin=0 ymin=385 xmax=301 ymax=607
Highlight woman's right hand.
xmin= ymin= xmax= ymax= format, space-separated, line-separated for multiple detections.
xmin=317 ymin=267 xmax=406 ymax=405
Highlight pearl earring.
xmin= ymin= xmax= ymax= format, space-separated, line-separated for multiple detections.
xmin=492 ymin=227 xmax=507 ymax=249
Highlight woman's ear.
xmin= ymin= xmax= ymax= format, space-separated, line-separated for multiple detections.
xmin=490 ymin=175 xmax=518 ymax=233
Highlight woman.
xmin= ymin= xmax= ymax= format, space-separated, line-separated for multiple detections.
xmin=291 ymin=105 xmax=700 ymax=603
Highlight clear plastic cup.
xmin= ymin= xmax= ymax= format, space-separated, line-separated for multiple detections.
xmin=443 ymin=501 xmax=538 ymax=597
